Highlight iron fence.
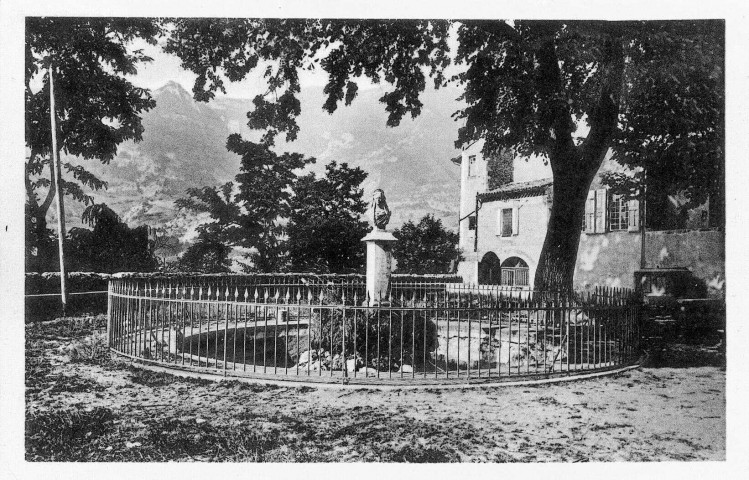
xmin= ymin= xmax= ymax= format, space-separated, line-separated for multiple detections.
xmin=108 ymin=275 xmax=642 ymax=385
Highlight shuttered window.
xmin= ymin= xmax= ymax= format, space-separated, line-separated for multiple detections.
xmin=584 ymin=190 xmax=595 ymax=233
xmin=501 ymin=208 xmax=513 ymax=237
xmin=583 ymin=188 xmax=640 ymax=234
xmin=609 ymin=194 xmax=628 ymax=231
xmin=498 ymin=206 xmax=519 ymax=237
xmin=628 ymin=199 xmax=640 ymax=231
xmin=594 ymin=188 xmax=607 ymax=233
xmin=468 ymin=155 xmax=477 ymax=177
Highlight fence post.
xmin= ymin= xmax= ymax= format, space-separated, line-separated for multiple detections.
xmin=106 ymin=280 xmax=113 ymax=348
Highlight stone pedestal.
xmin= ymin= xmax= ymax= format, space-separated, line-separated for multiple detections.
xmin=361 ymin=229 xmax=397 ymax=305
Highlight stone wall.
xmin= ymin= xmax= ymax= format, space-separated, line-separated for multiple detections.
xmin=643 ymin=229 xmax=725 ymax=298
xmin=574 ymin=231 xmax=642 ymax=291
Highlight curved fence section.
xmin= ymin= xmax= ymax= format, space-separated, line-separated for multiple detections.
xmin=108 ymin=275 xmax=642 ymax=386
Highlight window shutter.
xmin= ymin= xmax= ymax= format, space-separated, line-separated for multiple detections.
xmin=512 ymin=206 xmax=519 ymax=235
xmin=595 ymin=189 xmax=608 ymax=233
xmin=584 ymin=190 xmax=595 ymax=233
xmin=628 ymin=199 xmax=640 ymax=232
xmin=497 ymin=209 xmax=503 ymax=235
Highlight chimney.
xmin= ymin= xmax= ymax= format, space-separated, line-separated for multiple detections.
xmin=487 ymin=149 xmax=513 ymax=190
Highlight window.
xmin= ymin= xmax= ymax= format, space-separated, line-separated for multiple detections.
xmin=499 ymin=207 xmax=519 ymax=237
xmin=501 ymin=209 xmax=513 ymax=236
xmin=584 ymin=188 xmax=639 ymax=233
xmin=500 ymin=257 xmax=529 ymax=287
xmin=609 ymin=194 xmax=629 ymax=231
xmin=468 ymin=215 xmax=477 ymax=230
xmin=467 ymin=155 xmax=477 ymax=177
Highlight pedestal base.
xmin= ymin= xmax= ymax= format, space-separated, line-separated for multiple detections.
xmin=362 ymin=229 xmax=397 ymax=305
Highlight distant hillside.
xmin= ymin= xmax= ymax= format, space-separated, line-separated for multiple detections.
xmin=62 ymin=81 xmax=464 ymax=258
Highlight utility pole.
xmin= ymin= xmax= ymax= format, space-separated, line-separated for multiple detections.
xmin=640 ymin=169 xmax=647 ymax=270
xmin=49 ymin=65 xmax=68 ymax=313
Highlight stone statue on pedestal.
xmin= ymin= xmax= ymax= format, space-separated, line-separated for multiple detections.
xmin=371 ymin=189 xmax=391 ymax=230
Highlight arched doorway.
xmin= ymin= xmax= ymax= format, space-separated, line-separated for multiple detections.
xmin=478 ymin=252 xmax=501 ymax=285
xmin=500 ymin=257 xmax=530 ymax=287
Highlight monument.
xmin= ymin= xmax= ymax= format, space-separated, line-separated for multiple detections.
xmin=361 ymin=189 xmax=396 ymax=305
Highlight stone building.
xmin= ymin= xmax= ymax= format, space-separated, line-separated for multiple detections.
xmin=452 ymin=140 xmax=725 ymax=297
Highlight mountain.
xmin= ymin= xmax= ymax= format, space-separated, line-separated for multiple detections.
xmin=62 ymin=80 xmax=464 ymax=257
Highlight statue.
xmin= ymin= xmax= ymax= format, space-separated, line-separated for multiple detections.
xmin=371 ymin=189 xmax=391 ymax=230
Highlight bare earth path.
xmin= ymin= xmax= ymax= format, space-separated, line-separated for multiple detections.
xmin=25 ymin=316 xmax=725 ymax=462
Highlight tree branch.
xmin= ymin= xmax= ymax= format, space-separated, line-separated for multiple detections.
xmin=39 ymin=154 xmax=56 ymax=216
xmin=580 ymin=30 xmax=625 ymax=168
xmin=535 ymin=34 xmax=576 ymax=165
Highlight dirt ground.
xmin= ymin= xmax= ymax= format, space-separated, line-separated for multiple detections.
xmin=25 ymin=315 xmax=725 ymax=462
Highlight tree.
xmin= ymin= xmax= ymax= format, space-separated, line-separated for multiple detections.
xmin=178 ymin=240 xmax=232 ymax=273
xmin=66 ymin=204 xmax=158 ymax=273
xmin=176 ymin=138 xmax=314 ymax=272
xmin=286 ymin=161 xmax=369 ymax=273
xmin=600 ymin=21 xmax=724 ymax=230
xmin=164 ymin=19 xmax=723 ymax=292
xmin=392 ymin=215 xmax=461 ymax=275
xmin=25 ymin=18 xmax=162 ymax=267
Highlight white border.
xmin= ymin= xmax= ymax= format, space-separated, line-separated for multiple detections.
xmin=2 ymin=1 xmax=747 ymax=479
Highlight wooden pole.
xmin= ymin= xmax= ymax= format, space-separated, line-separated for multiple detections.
xmin=640 ymin=170 xmax=647 ymax=270
xmin=49 ymin=66 xmax=68 ymax=313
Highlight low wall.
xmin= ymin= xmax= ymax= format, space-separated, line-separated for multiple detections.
xmin=574 ymin=231 xmax=642 ymax=291
xmin=644 ymin=229 xmax=725 ymax=298
xmin=25 ymin=272 xmax=111 ymax=321
xmin=573 ymin=228 xmax=725 ymax=298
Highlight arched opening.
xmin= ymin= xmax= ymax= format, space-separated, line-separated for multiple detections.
xmin=500 ymin=257 xmax=530 ymax=287
xmin=478 ymin=252 xmax=501 ymax=285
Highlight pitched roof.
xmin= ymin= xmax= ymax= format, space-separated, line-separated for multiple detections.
xmin=478 ymin=178 xmax=553 ymax=202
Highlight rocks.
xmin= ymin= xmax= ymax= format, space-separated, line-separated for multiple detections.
xmin=296 ymin=349 xmax=331 ymax=371
xmin=359 ymin=367 xmax=379 ymax=377
xmin=399 ymin=364 xmax=414 ymax=373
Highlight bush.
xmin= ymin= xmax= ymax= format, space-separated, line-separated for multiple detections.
xmin=67 ymin=331 xmax=109 ymax=364
xmin=306 ymin=286 xmax=437 ymax=370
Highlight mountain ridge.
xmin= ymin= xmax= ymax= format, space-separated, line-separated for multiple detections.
xmin=61 ymin=80 xmax=464 ymax=258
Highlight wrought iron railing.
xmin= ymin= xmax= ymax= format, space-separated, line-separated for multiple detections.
xmin=108 ymin=275 xmax=642 ymax=385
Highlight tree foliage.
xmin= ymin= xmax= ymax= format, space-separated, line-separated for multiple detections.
xmin=25 ymin=17 xmax=162 ymax=267
xmin=164 ymin=18 xmax=723 ymax=291
xmin=392 ymin=215 xmax=461 ymax=275
xmin=66 ymin=204 xmax=158 ymax=273
xmin=177 ymin=240 xmax=232 ymax=274
xmin=176 ymin=138 xmax=315 ymax=272
xmin=286 ymin=162 xmax=369 ymax=273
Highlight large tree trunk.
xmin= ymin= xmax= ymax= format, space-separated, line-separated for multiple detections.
xmin=531 ymin=30 xmax=624 ymax=294
xmin=533 ymin=158 xmax=600 ymax=294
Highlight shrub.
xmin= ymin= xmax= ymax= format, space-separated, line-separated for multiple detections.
xmin=307 ymin=286 xmax=438 ymax=370
xmin=66 ymin=331 xmax=109 ymax=364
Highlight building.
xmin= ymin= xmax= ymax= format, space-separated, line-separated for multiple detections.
xmin=453 ymin=140 xmax=725 ymax=298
